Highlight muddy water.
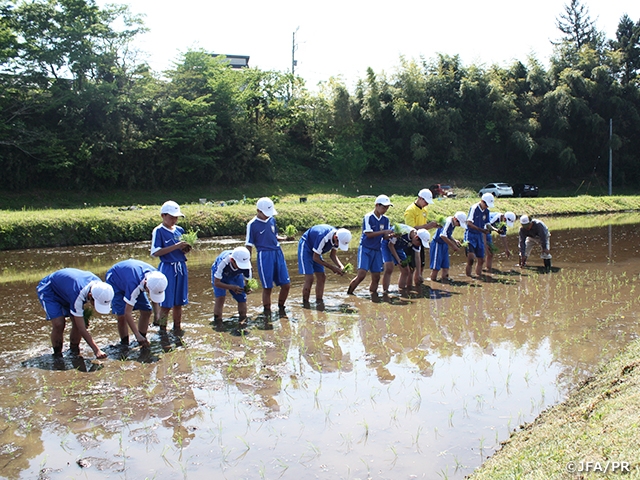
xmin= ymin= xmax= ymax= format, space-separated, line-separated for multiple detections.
xmin=1 ymin=214 xmax=639 ymax=479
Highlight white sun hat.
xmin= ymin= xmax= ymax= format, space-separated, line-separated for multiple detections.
xmin=454 ymin=211 xmax=468 ymax=229
xmin=232 ymin=246 xmax=252 ymax=270
xmin=160 ymin=200 xmax=184 ymax=217
xmin=256 ymin=197 xmax=277 ymax=217
xmin=375 ymin=194 xmax=393 ymax=206
xmin=336 ymin=228 xmax=352 ymax=251
xmin=416 ymin=229 xmax=431 ymax=248
xmin=146 ymin=271 xmax=168 ymax=304
xmin=418 ymin=188 xmax=434 ymax=205
xmin=504 ymin=211 xmax=516 ymax=227
xmin=91 ymin=281 xmax=114 ymax=315
xmin=481 ymin=192 xmax=495 ymax=208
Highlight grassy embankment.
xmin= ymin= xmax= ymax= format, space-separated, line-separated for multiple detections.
xmin=1 ymin=194 xmax=640 ymax=250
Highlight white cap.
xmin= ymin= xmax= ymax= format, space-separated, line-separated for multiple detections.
xmin=416 ymin=229 xmax=431 ymax=248
xmin=520 ymin=214 xmax=531 ymax=225
xmin=256 ymin=197 xmax=277 ymax=217
xmin=481 ymin=192 xmax=495 ymax=208
xmin=504 ymin=211 xmax=516 ymax=227
xmin=336 ymin=228 xmax=352 ymax=251
xmin=91 ymin=281 xmax=114 ymax=315
xmin=418 ymin=188 xmax=434 ymax=205
xmin=231 ymin=246 xmax=252 ymax=270
xmin=160 ymin=200 xmax=184 ymax=217
xmin=146 ymin=271 xmax=168 ymax=304
xmin=375 ymin=194 xmax=393 ymax=206
xmin=454 ymin=211 xmax=468 ymax=229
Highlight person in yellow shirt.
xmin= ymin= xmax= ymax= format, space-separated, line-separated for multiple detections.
xmin=403 ymin=189 xmax=439 ymax=287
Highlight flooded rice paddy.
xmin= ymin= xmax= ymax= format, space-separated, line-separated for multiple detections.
xmin=1 ymin=214 xmax=639 ymax=479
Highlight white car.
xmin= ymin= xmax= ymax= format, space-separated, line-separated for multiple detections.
xmin=478 ymin=183 xmax=513 ymax=198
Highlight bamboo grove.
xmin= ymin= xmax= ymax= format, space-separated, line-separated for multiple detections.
xmin=1 ymin=0 xmax=639 ymax=192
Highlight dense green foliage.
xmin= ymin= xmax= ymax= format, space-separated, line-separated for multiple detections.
xmin=1 ymin=0 xmax=640 ymax=191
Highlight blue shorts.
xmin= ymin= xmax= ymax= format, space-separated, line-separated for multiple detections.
xmin=430 ymin=242 xmax=450 ymax=270
xmin=256 ymin=249 xmax=290 ymax=289
xmin=158 ymin=261 xmax=189 ymax=308
xmin=111 ymin=291 xmax=152 ymax=316
xmin=466 ymin=234 xmax=485 ymax=259
xmin=357 ymin=245 xmax=384 ymax=273
xmin=381 ymin=242 xmax=407 ymax=265
xmin=37 ymin=280 xmax=70 ymax=320
xmin=298 ymin=240 xmax=324 ymax=275
xmin=213 ymin=274 xmax=247 ymax=303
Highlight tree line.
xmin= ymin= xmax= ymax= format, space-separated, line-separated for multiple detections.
xmin=1 ymin=0 xmax=639 ymax=192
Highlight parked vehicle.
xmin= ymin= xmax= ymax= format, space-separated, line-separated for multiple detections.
xmin=478 ymin=183 xmax=513 ymax=197
xmin=429 ymin=184 xmax=456 ymax=198
xmin=512 ymin=183 xmax=539 ymax=197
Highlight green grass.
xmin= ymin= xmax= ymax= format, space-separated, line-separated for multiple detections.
xmin=1 ymin=186 xmax=640 ymax=250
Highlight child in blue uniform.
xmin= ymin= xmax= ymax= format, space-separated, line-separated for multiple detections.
xmin=36 ymin=268 xmax=114 ymax=358
xmin=484 ymin=211 xmax=516 ymax=271
xmin=245 ymin=197 xmax=291 ymax=317
xmin=347 ymin=195 xmax=394 ymax=296
xmin=151 ymin=200 xmax=191 ymax=333
xmin=211 ymin=247 xmax=253 ymax=329
xmin=381 ymin=224 xmax=431 ymax=292
xmin=430 ymin=212 xmax=467 ymax=282
xmin=105 ymin=259 xmax=168 ymax=347
xmin=297 ymin=225 xmax=352 ymax=305
xmin=464 ymin=193 xmax=494 ymax=277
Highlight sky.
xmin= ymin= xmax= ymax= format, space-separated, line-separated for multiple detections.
xmin=99 ymin=0 xmax=640 ymax=89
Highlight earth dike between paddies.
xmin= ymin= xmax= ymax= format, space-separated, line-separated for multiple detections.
xmin=1 ymin=194 xmax=640 ymax=250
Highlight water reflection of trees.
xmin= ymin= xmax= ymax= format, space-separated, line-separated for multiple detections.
xmin=346 ymin=267 xmax=640 ymax=391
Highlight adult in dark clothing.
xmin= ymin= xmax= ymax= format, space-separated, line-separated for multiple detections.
xmin=518 ymin=215 xmax=552 ymax=271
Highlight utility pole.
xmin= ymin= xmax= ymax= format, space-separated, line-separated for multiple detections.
xmin=608 ymin=118 xmax=612 ymax=196
xmin=292 ymin=27 xmax=299 ymax=76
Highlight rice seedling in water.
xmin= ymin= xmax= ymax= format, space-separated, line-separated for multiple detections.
xmin=83 ymin=307 xmax=93 ymax=327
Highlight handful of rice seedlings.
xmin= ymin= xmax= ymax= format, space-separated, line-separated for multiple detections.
xmin=83 ymin=307 xmax=93 ymax=327
xmin=494 ymin=221 xmax=506 ymax=230
xmin=284 ymin=225 xmax=297 ymax=237
xmin=488 ymin=243 xmax=500 ymax=254
xmin=393 ymin=224 xmax=404 ymax=235
xmin=245 ymin=278 xmax=259 ymax=292
xmin=460 ymin=241 xmax=469 ymax=248
xmin=181 ymin=229 xmax=199 ymax=247
xmin=343 ymin=263 xmax=354 ymax=274
xmin=435 ymin=215 xmax=446 ymax=227
xmin=400 ymin=257 xmax=412 ymax=267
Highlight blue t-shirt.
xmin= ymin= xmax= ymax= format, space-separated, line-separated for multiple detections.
xmin=489 ymin=212 xmax=507 ymax=236
xmin=246 ymin=216 xmax=280 ymax=251
xmin=211 ymin=250 xmax=252 ymax=282
xmin=150 ymin=224 xmax=187 ymax=263
xmin=465 ymin=202 xmax=490 ymax=241
xmin=106 ymin=259 xmax=157 ymax=306
xmin=37 ymin=268 xmax=101 ymax=318
xmin=433 ymin=217 xmax=456 ymax=245
xmin=360 ymin=211 xmax=390 ymax=250
xmin=383 ymin=224 xmax=419 ymax=252
xmin=301 ymin=224 xmax=336 ymax=255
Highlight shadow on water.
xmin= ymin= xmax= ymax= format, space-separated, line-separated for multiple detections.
xmin=21 ymin=353 xmax=103 ymax=372
xmin=1 ymin=214 xmax=640 ymax=479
